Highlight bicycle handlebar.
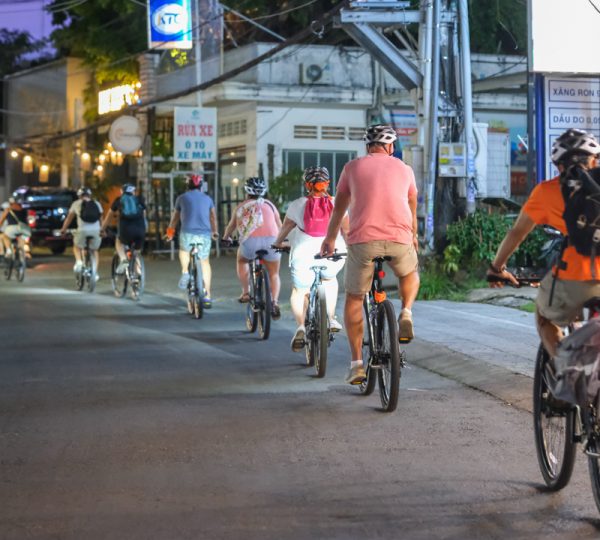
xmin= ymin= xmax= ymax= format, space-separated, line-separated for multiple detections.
xmin=314 ymin=251 xmax=347 ymax=261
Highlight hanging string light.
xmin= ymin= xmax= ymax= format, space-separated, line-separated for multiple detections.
xmin=39 ymin=164 xmax=49 ymax=183
xmin=22 ymin=155 xmax=33 ymax=173
xmin=81 ymin=152 xmax=91 ymax=171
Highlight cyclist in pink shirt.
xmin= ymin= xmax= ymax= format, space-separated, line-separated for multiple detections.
xmin=321 ymin=125 xmax=420 ymax=384
xmin=223 ymin=177 xmax=283 ymax=318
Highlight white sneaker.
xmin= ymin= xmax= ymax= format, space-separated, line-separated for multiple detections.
xmin=290 ymin=325 xmax=306 ymax=352
xmin=73 ymin=261 xmax=83 ymax=272
xmin=329 ymin=317 xmax=343 ymax=332
xmin=116 ymin=261 xmax=128 ymax=275
xmin=95 ymin=274 xmax=100 ymax=282
xmin=178 ymin=272 xmax=190 ymax=290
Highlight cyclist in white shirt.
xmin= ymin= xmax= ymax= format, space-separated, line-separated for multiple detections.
xmin=273 ymin=166 xmax=348 ymax=351
xmin=60 ymin=187 xmax=103 ymax=277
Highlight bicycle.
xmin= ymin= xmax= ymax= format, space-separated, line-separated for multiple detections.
xmin=3 ymin=234 xmax=27 ymax=282
xmin=111 ymin=244 xmax=145 ymax=300
xmin=75 ymin=235 xmax=97 ymax=293
xmin=246 ymin=248 xmax=272 ymax=340
xmin=185 ymin=241 xmax=207 ymax=319
xmin=357 ymin=256 xmax=405 ymax=413
xmin=302 ymin=251 xmax=347 ymax=378
xmin=487 ymin=271 xmax=600 ymax=511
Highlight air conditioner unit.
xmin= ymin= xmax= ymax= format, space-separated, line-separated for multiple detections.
xmin=300 ymin=63 xmax=333 ymax=85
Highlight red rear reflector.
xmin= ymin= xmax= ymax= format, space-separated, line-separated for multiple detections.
xmin=378 ymin=270 xmax=385 ymax=279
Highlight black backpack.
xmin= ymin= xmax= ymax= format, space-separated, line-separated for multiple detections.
xmin=561 ymin=167 xmax=600 ymax=277
xmin=80 ymin=200 xmax=101 ymax=223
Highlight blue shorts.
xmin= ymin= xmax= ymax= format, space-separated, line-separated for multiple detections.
xmin=180 ymin=232 xmax=212 ymax=259
xmin=240 ymin=236 xmax=280 ymax=262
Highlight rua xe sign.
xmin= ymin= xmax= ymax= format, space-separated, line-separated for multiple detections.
xmin=173 ymin=107 xmax=217 ymax=162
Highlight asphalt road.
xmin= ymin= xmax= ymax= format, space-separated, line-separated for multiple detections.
xmin=2 ymin=254 xmax=600 ymax=539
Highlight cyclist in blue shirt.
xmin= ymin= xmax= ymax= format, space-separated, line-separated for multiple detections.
xmin=166 ymin=174 xmax=219 ymax=307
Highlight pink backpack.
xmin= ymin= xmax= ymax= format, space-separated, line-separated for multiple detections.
xmin=303 ymin=196 xmax=333 ymax=237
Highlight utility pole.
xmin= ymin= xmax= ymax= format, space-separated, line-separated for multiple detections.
xmin=338 ymin=0 xmax=476 ymax=250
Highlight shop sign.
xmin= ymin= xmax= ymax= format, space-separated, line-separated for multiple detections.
xmin=544 ymin=77 xmax=600 ymax=178
xmin=173 ymin=107 xmax=217 ymax=162
xmin=148 ymin=0 xmax=192 ymax=50
xmin=98 ymin=83 xmax=141 ymax=115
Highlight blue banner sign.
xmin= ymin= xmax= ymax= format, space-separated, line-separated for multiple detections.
xmin=147 ymin=0 xmax=193 ymax=50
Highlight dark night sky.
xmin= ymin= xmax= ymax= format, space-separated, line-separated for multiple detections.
xmin=0 ymin=0 xmax=54 ymax=41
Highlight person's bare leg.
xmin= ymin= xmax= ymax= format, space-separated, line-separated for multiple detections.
xmin=264 ymin=259 xmax=281 ymax=304
xmin=290 ymin=287 xmax=309 ymax=325
xmin=399 ymin=270 xmax=420 ymax=310
xmin=536 ymin=310 xmax=563 ymax=358
xmin=73 ymin=245 xmax=82 ymax=265
xmin=237 ymin=250 xmax=250 ymax=297
xmin=344 ymin=293 xmax=365 ymax=361
xmin=200 ymin=258 xmax=212 ymax=297
xmin=116 ymin=239 xmax=127 ymax=263
xmin=179 ymin=249 xmax=190 ymax=274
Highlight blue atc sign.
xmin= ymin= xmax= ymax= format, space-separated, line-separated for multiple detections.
xmin=147 ymin=0 xmax=193 ymax=50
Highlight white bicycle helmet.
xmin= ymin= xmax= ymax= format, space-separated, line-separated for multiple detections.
xmin=551 ymin=129 xmax=600 ymax=165
xmin=244 ymin=177 xmax=267 ymax=197
xmin=364 ymin=124 xmax=398 ymax=145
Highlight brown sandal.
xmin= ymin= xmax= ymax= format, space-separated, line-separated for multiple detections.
xmin=238 ymin=293 xmax=250 ymax=303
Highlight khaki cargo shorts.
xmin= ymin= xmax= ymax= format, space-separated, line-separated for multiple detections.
xmin=73 ymin=230 xmax=101 ymax=250
xmin=345 ymin=240 xmax=418 ymax=296
xmin=536 ymin=272 xmax=600 ymax=326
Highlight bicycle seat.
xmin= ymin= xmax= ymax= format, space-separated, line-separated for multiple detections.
xmin=372 ymin=256 xmax=392 ymax=262
xmin=310 ymin=265 xmax=328 ymax=272
xmin=85 ymin=235 xmax=95 ymax=240
xmin=255 ymin=249 xmax=268 ymax=258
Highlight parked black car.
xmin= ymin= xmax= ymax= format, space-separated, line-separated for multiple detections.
xmin=12 ymin=186 xmax=77 ymax=254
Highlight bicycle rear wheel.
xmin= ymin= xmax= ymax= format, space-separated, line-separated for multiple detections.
xmin=189 ymin=263 xmax=203 ymax=320
xmin=246 ymin=269 xmax=258 ymax=333
xmin=587 ymin=430 xmax=600 ymax=514
xmin=75 ymin=269 xmax=84 ymax=290
xmin=111 ymin=254 xmax=127 ymax=298
xmin=313 ymin=285 xmax=329 ymax=378
xmin=359 ymin=297 xmax=376 ymax=396
xmin=376 ymin=300 xmax=401 ymax=412
xmin=533 ymin=344 xmax=576 ymax=490
xmin=130 ymin=254 xmax=145 ymax=300
xmin=86 ymin=252 xmax=96 ymax=293
xmin=304 ymin=298 xmax=316 ymax=367
xmin=257 ymin=270 xmax=272 ymax=340
xmin=16 ymin=248 xmax=26 ymax=282
xmin=4 ymin=254 xmax=13 ymax=280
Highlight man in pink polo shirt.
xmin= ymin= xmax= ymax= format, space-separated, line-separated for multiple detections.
xmin=321 ymin=124 xmax=420 ymax=384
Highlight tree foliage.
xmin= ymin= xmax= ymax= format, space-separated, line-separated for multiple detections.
xmin=0 ymin=29 xmax=50 ymax=77
xmin=468 ymin=0 xmax=527 ymax=54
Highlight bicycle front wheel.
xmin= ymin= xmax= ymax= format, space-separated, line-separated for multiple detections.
xmin=111 ymin=254 xmax=127 ymax=298
xmin=130 ymin=254 xmax=145 ymax=300
xmin=359 ymin=296 xmax=376 ymax=396
xmin=376 ymin=300 xmax=401 ymax=412
xmin=313 ymin=285 xmax=329 ymax=378
xmin=16 ymin=248 xmax=26 ymax=282
xmin=587 ymin=431 xmax=600 ymax=514
xmin=257 ymin=270 xmax=271 ymax=340
xmin=533 ymin=344 xmax=576 ymax=490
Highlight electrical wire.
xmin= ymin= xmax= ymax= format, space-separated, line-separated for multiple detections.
xmin=588 ymin=0 xmax=600 ymax=15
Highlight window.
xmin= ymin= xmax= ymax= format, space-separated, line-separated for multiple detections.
xmin=219 ymin=119 xmax=248 ymax=138
xmin=321 ymin=126 xmax=345 ymax=140
xmin=348 ymin=127 xmax=364 ymax=141
xmin=282 ymin=149 xmax=357 ymax=194
xmin=294 ymin=125 xmax=318 ymax=139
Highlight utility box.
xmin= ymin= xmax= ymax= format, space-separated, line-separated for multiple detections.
xmin=438 ymin=142 xmax=466 ymax=177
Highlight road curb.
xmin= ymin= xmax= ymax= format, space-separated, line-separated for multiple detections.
xmin=408 ymin=339 xmax=534 ymax=414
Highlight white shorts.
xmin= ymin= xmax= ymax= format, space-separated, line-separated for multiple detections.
xmin=74 ymin=230 xmax=101 ymax=250
xmin=4 ymin=224 xmax=30 ymax=240
xmin=289 ymin=231 xmax=345 ymax=289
